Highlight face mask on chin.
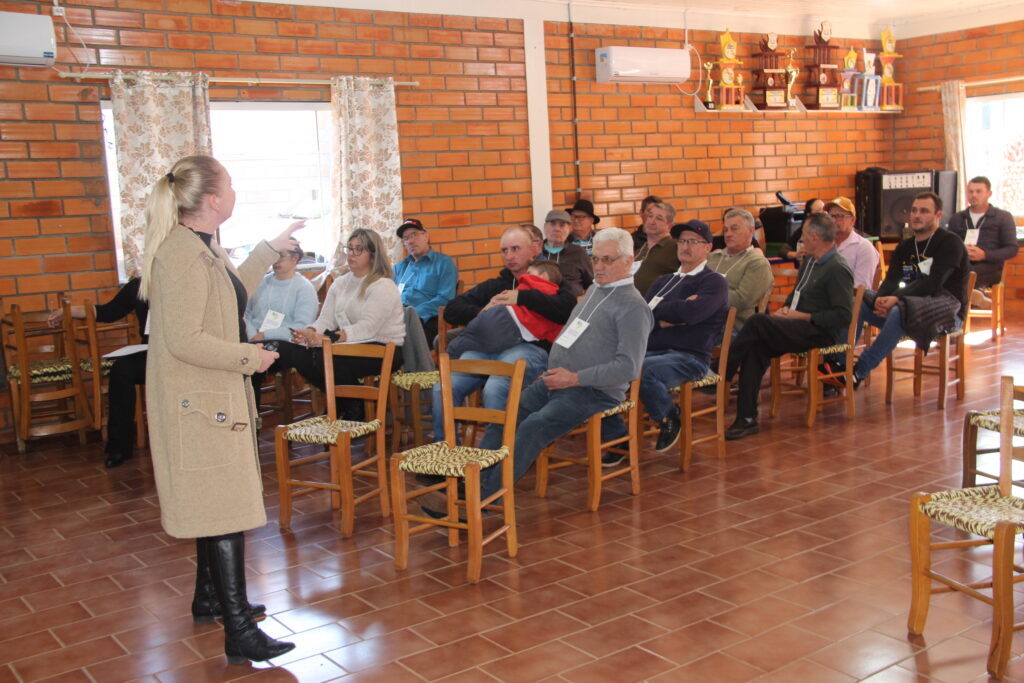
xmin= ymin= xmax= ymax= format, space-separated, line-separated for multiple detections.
xmin=546 ymin=245 xmax=565 ymax=254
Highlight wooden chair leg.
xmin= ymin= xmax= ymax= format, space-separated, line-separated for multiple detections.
xmin=844 ymin=351 xmax=856 ymax=419
xmin=955 ymin=335 xmax=966 ymax=400
xmin=961 ymin=414 xmax=980 ymax=488
xmin=885 ymin=353 xmax=895 ymax=404
xmin=936 ymin=336 xmax=949 ymax=410
xmin=627 ymin=403 xmax=640 ymax=496
xmin=374 ymin=430 xmax=391 ymax=518
xmin=913 ymin=347 xmax=924 ymax=397
xmin=445 ymin=477 xmax=459 ymax=547
xmin=389 ymin=385 xmax=403 ymax=454
xmin=586 ymin=416 xmax=602 ymax=512
xmin=134 ymin=386 xmax=147 ymax=449
xmin=907 ymin=492 xmax=933 ymax=635
xmin=535 ymin=446 xmax=551 ymax=497
xmin=769 ymin=357 xmax=781 ymax=418
xmin=988 ymin=522 xmax=1016 ymax=678
xmin=410 ymin=385 xmax=425 ymax=446
xmin=275 ymin=426 xmax=293 ymax=529
xmin=806 ymin=349 xmax=820 ymax=428
xmin=464 ymin=463 xmax=483 ymax=584
xmin=390 ymin=453 xmax=410 ymax=571
xmin=336 ymin=436 xmax=356 ymax=537
xmin=715 ymin=381 xmax=726 ymax=459
xmin=680 ymin=386 xmax=694 ymax=471
xmin=502 ymin=453 xmax=518 ymax=558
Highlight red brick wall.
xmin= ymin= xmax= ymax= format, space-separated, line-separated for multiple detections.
xmin=545 ymin=22 xmax=894 ymax=227
xmin=893 ymin=19 xmax=1024 ymax=312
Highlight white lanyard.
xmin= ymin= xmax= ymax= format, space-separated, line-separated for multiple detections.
xmin=971 ymin=214 xmax=986 ymax=231
xmin=914 ymin=233 xmax=934 ymax=261
xmin=651 ymin=273 xmax=685 ymax=300
xmin=793 ymin=260 xmax=817 ymax=294
xmin=635 ymin=243 xmax=651 ymax=262
xmin=575 ymin=286 xmax=615 ymax=324
xmin=713 ymin=252 xmax=746 ymax=278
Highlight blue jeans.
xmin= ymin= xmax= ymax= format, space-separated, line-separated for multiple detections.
xmin=431 ymin=342 xmax=548 ymax=449
xmin=479 ymin=382 xmax=620 ymax=498
xmin=638 ymin=349 xmax=709 ymax=421
xmin=854 ymin=300 xmax=905 ymax=379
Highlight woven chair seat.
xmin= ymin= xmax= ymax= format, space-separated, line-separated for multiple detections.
xmin=80 ymin=357 xmax=115 ymax=376
xmin=968 ymin=409 xmax=1024 ymax=437
xmin=282 ymin=416 xmax=381 ymax=444
xmin=391 ymin=370 xmax=440 ymax=391
xmin=920 ymin=486 xmax=1024 ymax=539
xmin=397 ymin=441 xmax=509 ymax=477
xmin=6 ymin=358 xmax=74 ymax=384
xmin=600 ymin=399 xmax=634 ymax=418
xmin=669 ymin=372 xmax=720 ymax=392
xmin=794 ymin=343 xmax=851 ymax=357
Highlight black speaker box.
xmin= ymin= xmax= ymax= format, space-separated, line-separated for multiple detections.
xmin=933 ymin=170 xmax=958 ymax=227
xmin=855 ymin=168 xmax=935 ymax=238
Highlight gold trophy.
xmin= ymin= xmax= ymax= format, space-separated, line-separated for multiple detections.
xmin=785 ymin=48 xmax=800 ymax=107
xmin=703 ymin=61 xmax=716 ymax=109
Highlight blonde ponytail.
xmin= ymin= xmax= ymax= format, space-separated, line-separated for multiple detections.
xmin=139 ymin=155 xmax=226 ymax=300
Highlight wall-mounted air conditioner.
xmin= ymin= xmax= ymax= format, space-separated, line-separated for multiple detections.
xmin=595 ymin=46 xmax=691 ymax=84
xmin=0 ymin=11 xmax=57 ymax=67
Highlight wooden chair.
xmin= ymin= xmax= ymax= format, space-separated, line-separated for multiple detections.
xmin=965 ymin=281 xmax=1005 ymax=341
xmin=769 ymin=286 xmax=866 ymax=428
xmin=885 ymin=272 xmax=976 ymax=410
xmin=961 ymin=381 xmax=1024 ymax=488
xmin=2 ymin=301 xmax=92 ymax=453
xmin=671 ymin=307 xmax=737 ymax=470
xmin=73 ymin=304 xmax=137 ymax=431
xmin=391 ymin=354 xmax=526 ymax=584
xmin=274 ymin=342 xmax=395 ymax=536
xmin=534 ymin=379 xmax=641 ymax=511
xmin=260 ymin=368 xmax=319 ymax=425
xmin=908 ymin=375 xmax=1024 ymax=679
xmin=876 ymin=240 xmax=898 ymax=280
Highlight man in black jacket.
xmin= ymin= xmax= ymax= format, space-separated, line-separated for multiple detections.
xmin=435 ymin=225 xmax=577 ymax=444
xmin=947 ymin=175 xmax=1019 ymax=306
xmin=853 ymin=192 xmax=969 ymax=387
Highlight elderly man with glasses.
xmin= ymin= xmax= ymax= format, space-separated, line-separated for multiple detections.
xmin=393 ymin=218 xmax=458 ymax=344
xmin=825 ymin=197 xmax=879 ymax=290
xmin=633 ymin=201 xmax=681 ymax=296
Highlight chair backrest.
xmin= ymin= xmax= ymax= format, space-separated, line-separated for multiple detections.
xmin=878 ymin=241 xmax=898 ymax=279
xmin=437 ymin=353 xmax=527 ymax=451
xmin=321 ymin=341 xmax=396 ymax=424
xmin=1 ymin=304 xmax=68 ymax=378
xmin=997 ymin=375 xmax=1024 ymax=497
xmin=755 ymin=290 xmax=771 ymax=315
xmin=844 ymin=286 xmax=867 ymax=347
xmin=436 ymin=305 xmax=465 ymax=355
xmin=713 ymin=307 xmax=738 ymax=377
xmin=960 ymin=271 xmax=978 ymax=322
xmin=768 ymin=267 xmax=799 ymax=310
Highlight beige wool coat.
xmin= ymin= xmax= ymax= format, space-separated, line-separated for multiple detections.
xmin=145 ymin=225 xmax=278 ymax=538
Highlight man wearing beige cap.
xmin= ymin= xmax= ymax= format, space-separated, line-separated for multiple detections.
xmin=825 ymin=197 xmax=879 ymax=290
xmin=538 ymin=209 xmax=593 ymax=297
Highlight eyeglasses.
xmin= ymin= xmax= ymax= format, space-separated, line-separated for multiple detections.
xmin=590 ymin=254 xmax=623 ymax=265
xmin=344 ymin=245 xmax=368 ymax=255
xmin=401 ymin=230 xmax=425 ymax=243
xmin=827 ymin=212 xmax=852 ymax=220
xmin=677 ymin=238 xmax=707 ymax=246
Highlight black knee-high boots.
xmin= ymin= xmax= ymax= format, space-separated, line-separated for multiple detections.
xmin=200 ymin=533 xmax=295 ymax=664
xmin=191 ymin=537 xmax=267 ymax=623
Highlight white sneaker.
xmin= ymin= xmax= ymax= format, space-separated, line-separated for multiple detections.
xmin=970 ymin=288 xmax=992 ymax=310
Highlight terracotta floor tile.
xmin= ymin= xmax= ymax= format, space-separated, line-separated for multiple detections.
xmin=412 ymin=604 xmax=514 ymax=647
xmin=0 ymin=631 xmax=63 ymax=666
xmin=635 ymin=590 xmax=735 ymax=630
xmin=654 ymin=652 xmax=763 ymax=682
xmin=755 ymin=658 xmax=856 ymax=682
xmin=323 ymin=628 xmax=431 ymax=673
xmin=11 ymin=636 xmax=126 ymax=682
xmin=642 ymin=618 xmax=747 ymax=666
xmin=558 ymin=586 xmax=657 ymax=626
xmin=480 ymin=640 xmax=594 ymax=682
xmin=480 ymin=609 xmax=586 ymax=652
xmin=791 ymin=598 xmax=893 ymax=642
xmin=809 ymin=630 xmax=919 ymax=679
xmin=618 ymin=564 xmax=718 ymax=602
xmin=562 ymin=645 xmax=675 ymax=682
xmin=83 ymin=641 xmax=200 ymax=682
xmin=0 ymin=603 xmax=92 ymax=644
xmin=709 ymin=595 xmax=812 ymax=637
xmin=560 ymin=614 xmax=668 ymax=657
xmin=397 ymin=634 xmax=509 ymax=680
xmin=723 ymin=623 xmax=831 ymax=672
xmin=698 ymin=568 xmax=796 ymax=606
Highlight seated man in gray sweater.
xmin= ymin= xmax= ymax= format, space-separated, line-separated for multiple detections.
xmin=476 ymin=228 xmax=654 ymax=500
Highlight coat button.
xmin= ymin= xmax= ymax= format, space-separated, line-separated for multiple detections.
xmin=181 ymin=399 xmax=190 ymax=408
xmin=241 ymin=357 xmax=249 ymax=365
xmin=215 ymin=412 xmax=227 ymax=423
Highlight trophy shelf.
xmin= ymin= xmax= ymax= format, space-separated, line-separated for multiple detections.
xmin=692 ymin=95 xmax=901 ymax=115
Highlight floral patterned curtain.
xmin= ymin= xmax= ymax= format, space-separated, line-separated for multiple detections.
xmin=940 ymin=80 xmax=968 ymax=212
xmin=327 ymin=76 xmax=403 ymax=272
xmin=110 ymin=71 xmax=211 ymax=278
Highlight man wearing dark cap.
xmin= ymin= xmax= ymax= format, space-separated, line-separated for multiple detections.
xmin=607 ymin=220 xmax=729 ymax=457
xmin=568 ymin=199 xmax=600 ymax=254
xmin=393 ymin=218 xmax=458 ymax=344
xmin=538 ymin=209 xmax=593 ymax=297
xmin=632 ymin=203 xmax=681 ymax=296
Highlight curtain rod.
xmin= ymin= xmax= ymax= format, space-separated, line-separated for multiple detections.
xmin=57 ymin=71 xmax=419 ymax=87
xmin=917 ymin=75 xmax=1024 ymax=92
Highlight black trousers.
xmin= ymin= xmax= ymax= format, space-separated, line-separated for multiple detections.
xmin=970 ymin=262 xmax=1003 ymax=288
xmin=289 ymin=342 xmax=404 ymax=421
xmin=106 ymin=351 xmax=147 ymax=456
xmin=420 ymin=316 xmax=438 ymax=350
xmin=251 ymin=341 xmax=308 ymax=408
xmin=725 ymin=314 xmax=833 ymax=421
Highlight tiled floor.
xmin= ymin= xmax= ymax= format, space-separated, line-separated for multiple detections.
xmin=2 ymin=325 xmax=1023 ymax=682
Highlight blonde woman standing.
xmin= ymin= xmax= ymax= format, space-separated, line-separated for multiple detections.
xmin=290 ymin=228 xmax=405 ymax=418
xmin=140 ymin=155 xmax=301 ymax=664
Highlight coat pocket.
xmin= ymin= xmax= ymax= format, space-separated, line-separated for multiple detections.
xmin=176 ymin=390 xmax=245 ymax=471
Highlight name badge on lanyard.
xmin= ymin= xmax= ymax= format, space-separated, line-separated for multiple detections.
xmin=259 ymin=309 xmax=285 ymax=332
xmin=918 ymin=257 xmax=933 ymax=276
xmin=555 ymin=318 xmax=590 ymax=348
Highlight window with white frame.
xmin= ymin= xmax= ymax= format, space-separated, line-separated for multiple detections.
xmin=101 ymin=101 xmax=336 ymax=280
xmin=965 ymin=92 xmax=1024 ymax=219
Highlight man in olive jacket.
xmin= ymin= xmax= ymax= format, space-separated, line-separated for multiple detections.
xmin=724 ymin=213 xmax=854 ymax=440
